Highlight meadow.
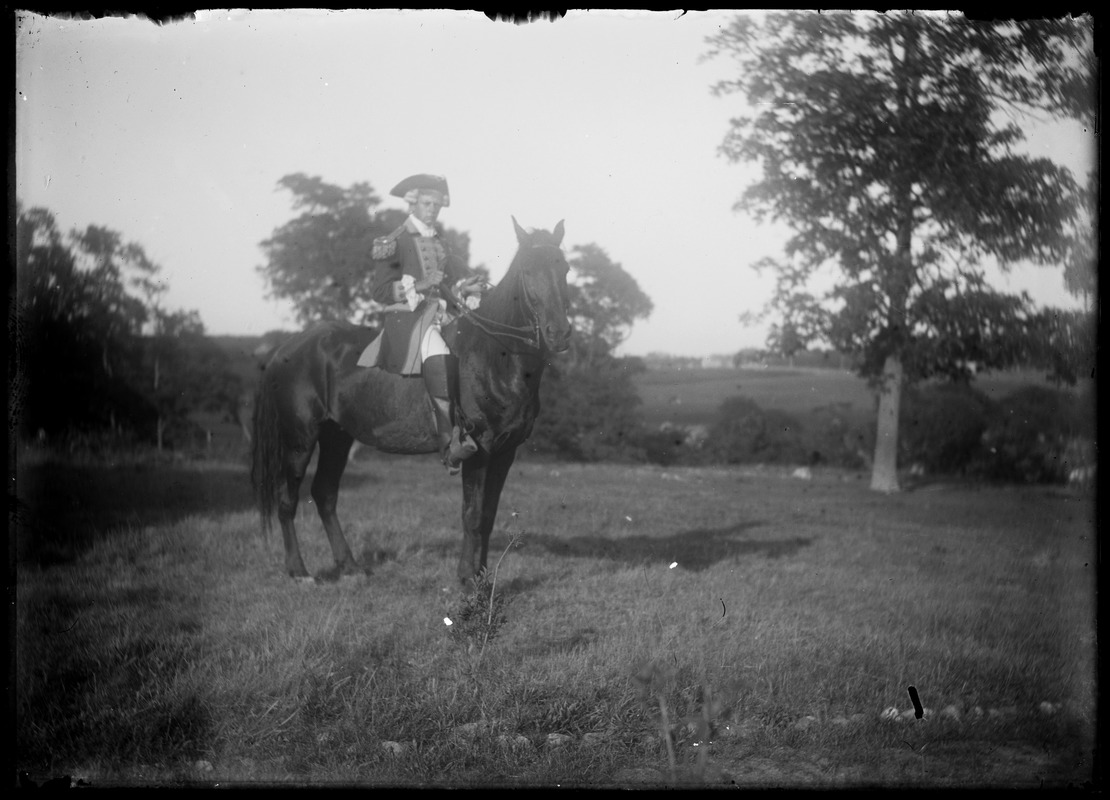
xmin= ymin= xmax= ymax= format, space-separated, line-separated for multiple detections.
xmin=632 ymin=365 xmax=1072 ymax=431
xmin=13 ymin=442 xmax=1098 ymax=788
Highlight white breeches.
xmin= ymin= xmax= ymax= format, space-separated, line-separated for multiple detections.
xmin=420 ymin=322 xmax=450 ymax=362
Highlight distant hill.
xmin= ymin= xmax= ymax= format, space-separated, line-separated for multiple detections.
xmin=634 ymin=366 xmax=873 ymax=430
xmin=638 ymin=348 xmax=854 ymax=371
xmin=633 ymin=363 xmax=1084 ymax=433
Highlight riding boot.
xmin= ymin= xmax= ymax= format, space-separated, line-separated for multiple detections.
xmin=422 ymin=354 xmax=478 ymax=473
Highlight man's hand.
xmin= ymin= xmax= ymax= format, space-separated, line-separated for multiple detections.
xmin=455 ymin=275 xmax=488 ymax=310
xmin=457 ymin=274 xmax=486 ymax=296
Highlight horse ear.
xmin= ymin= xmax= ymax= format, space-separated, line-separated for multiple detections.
xmin=552 ymin=220 xmax=565 ymax=246
xmin=512 ymin=216 xmax=529 ymax=244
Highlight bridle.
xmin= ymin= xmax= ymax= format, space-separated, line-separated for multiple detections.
xmin=438 ymin=244 xmax=564 ymax=354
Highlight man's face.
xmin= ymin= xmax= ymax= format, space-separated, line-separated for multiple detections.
xmin=412 ymin=192 xmax=444 ymax=226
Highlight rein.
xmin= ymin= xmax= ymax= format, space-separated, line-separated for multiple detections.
xmin=438 ymin=246 xmax=557 ymax=353
xmin=463 ymin=309 xmax=541 ymax=351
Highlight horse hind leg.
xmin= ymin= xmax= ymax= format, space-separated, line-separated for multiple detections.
xmin=311 ymin=421 xmax=363 ymax=581
xmin=277 ymin=442 xmax=317 ymax=581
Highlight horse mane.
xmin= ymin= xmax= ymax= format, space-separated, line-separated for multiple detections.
xmin=475 ymin=245 xmax=530 ymax=325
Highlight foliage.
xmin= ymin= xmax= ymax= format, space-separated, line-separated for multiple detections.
xmin=741 ymin=262 xmax=828 ymax=366
xmin=706 ymin=396 xmax=807 ymax=465
xmin=562 ymin=243 xmax=654 ymax=367
xmin=971 ymin=385 xmax=1093 ymax=484
xmin=805 ymin=401 xmax=874 ymax=469
xmin=1023 ymin=307 xmax=1097 ymax=386
xmin=707 ymin=11 xmax=1095 ymax=491
xmin=1060 ymin=168 xmax=1098 ymax=305
xmin=766 ymin=320 xmax=808 ymax=366
xmin=641 ymin=368 xmax=1091 ymax=485
xmin=447 ymin=533 xmax=522 ymax=674
xmin=258 ymin=174 xmax=382 ymax=325
xmin=142 ymin=314 xmax=246 ymax=449
xmin=530 ymin=244 xmax=653 ymax=461
xmin=531 ymin=356 xmax=647 ymax=462
xmin=14 ymin=208 xmax=153 ymax=439
xmin=13 ymin=204 xmax=242 ymax=449
xmin=257 ymin=173 xmax=479 ymax=328
xmin=899 ymin=382 xmax=994 ymax=474
xmin=639 ymin=427 xmax=698 ymax=468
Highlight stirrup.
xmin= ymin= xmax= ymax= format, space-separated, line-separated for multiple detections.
xmin=442 ymin=427 xmax=478 ymax=474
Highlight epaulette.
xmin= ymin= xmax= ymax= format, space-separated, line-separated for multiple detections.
xmin=372 ymin=225 xmax=405 ymax=260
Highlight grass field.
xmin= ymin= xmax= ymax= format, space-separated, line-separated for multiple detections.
xmin=13 ymin=447 xmax=1098 ymax=788
xmin=632 ymin=365 xmax=1076 ymax=431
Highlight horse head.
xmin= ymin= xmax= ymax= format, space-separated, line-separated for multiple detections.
xmin=511 ymin=216 xmax=572 ymax=353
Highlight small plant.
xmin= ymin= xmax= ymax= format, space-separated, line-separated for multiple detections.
xmin=447 ymin=531 xmax=523 ymax=668
xmin=631 ymin=659 xmax=739 ymax=785
xmin=627 ymin=562 xmax=747 ymax=785
xmin=631 ymin=658 xmax=680 ymax=779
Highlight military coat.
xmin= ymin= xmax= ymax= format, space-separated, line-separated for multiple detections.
xmin=363 ymin=219 xmax=472 ymax=375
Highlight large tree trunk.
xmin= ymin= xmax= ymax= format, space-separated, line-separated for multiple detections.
xmin=870 ymin=354 xmax=903 ymax=493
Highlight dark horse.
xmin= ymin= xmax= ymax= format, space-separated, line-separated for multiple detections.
xmin=251 ymin=218 xmax=571 ymax=586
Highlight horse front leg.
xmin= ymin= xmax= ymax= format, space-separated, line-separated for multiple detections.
xmin=458 ymin=447 xmax=517 ymax=587
xmin=311 ymin=422 xmax=363 ymax=581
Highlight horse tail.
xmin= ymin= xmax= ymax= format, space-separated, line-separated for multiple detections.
xmin=250 ymin=375 xmax=282 ymax=539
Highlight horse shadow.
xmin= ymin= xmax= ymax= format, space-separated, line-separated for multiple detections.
xmin=526 ymin=521 xmax=811 ymax=572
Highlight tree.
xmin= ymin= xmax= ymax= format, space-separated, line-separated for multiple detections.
xmin=1061 ymin=169 xmax=1097 ymax=307
xmin=563 ymin=244 xmax=654 ymax=368
xmin=258 ymin=174 xmax=381 ymax=326
xmin=532 ymin=357 xmax=647 ymax=461
xmin=706 ymin=11 xmax=1095 ymax=492
xmin=14 ymin=204 xmax=243 ymax=449
xmin=531 ymin=244 xmax=653 ymax=460
xmin=15 ymin=206 xmax=155 ymax=439
xmin=741 ymin=256 xmax=830 ymax=369
xmin=140 ymin=308 xmax=242 ymax=452
xmin=258 ymin=173 xmax=480 ymax=328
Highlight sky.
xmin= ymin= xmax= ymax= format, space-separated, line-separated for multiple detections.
xmin=15 ymin=9 xmax=1095 ymax=358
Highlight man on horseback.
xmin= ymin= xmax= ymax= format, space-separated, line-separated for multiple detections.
xmin=363 ymin=173 xmax=482 ymax=474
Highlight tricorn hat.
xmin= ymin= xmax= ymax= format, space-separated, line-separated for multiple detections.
xmin=390 ymin=174 xmax=450 ymax=207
